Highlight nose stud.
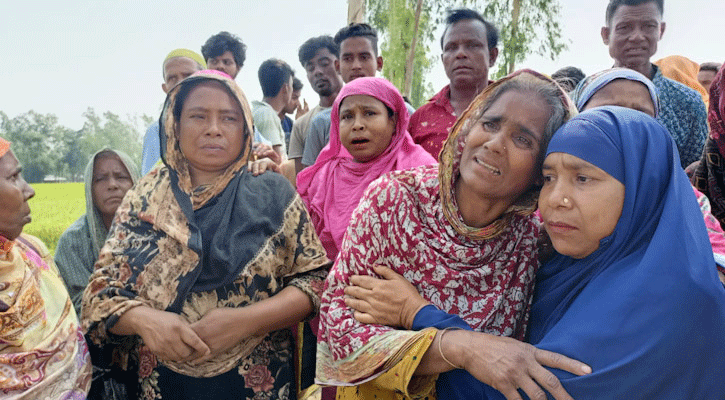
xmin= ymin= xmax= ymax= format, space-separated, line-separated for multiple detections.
xmin=563 ymin=197 xmax=570 ymax=204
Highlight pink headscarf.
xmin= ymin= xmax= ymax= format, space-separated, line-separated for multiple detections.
xmin=297 ymin=77 xmax=436 ymax=259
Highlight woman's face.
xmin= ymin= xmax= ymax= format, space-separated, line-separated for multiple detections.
xmin=457 ymin=89 xmax=550 ymax=204
xmin=0 ymin=151 xmax=35 ymax=240
xmin=540 ymin=153 xmax=625 ymax=259
xmin=339 ymin=94 xmax=396 ymax=163
xmin=583 ymin=79 xmax=656 ymax=117
xmin=92 ymin=154 xmax=133 ymax=222
xmin=177 ymin=81 xmax=245 ymax=185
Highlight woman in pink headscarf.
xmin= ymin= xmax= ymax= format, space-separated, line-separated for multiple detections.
xmin=296 ymin=77 xmax=436 ymax=260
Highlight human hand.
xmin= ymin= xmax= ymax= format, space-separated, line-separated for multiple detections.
xmin=131 ymin=307 xmax=210 ymax=363
xmin=190 ymin=308 xmax=252 ymax=363
xmin=296 ymin=99 xmax=309 ymax=119
xmin=344 ymin=264 xmax=430 ymax=329
xmin=252 ymin=143 xmax=281 ymax=165
xmin=250 ymin=157 xmax=281 ymax=176
xmin=444 ymin=330 xmax=591 ymax=400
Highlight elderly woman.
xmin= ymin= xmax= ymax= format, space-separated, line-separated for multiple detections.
xmin=316 ymin=70 xmax=590 ymax=400
xmin=0 ymin=137 xmax=92 ymax=398
xmin=81 ymin=70 xmax=330 ymax=400
xmin=55 ymin=148 xmax=139 ymax=314
xmin=531 ymin=107 xmax=725 ymax=397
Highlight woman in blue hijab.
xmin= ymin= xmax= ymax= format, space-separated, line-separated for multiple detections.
xmin=531 ymin=106 xmax=725 ymax=398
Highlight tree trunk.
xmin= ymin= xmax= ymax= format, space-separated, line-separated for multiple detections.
xmin=348 ymin=0 xmax=366 ymax=24
xmin=509 ymin=0 xmax=521 ymax=73
xmin=403 ymin=0 xmax=424 ymax=98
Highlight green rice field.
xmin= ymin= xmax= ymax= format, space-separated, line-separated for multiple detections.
xmin=25 ymin=182 xmax=86 ymax=255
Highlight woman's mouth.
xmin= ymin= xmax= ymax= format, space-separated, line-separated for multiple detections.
xmin=474 ymin=156 xmax=501 ymax=175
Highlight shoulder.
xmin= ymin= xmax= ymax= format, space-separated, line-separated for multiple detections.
xmin=56 ymin=216 xmax=90 ymax=248
xmin=17 ymin=233 xmax=51 ymax=259
xmin=243 ymin=170 xmax=297 ymax=205
xmin=309 ymin=109 xmax=332 ymax=128
xmin=655 ymin=76 xmax=705 ymax=105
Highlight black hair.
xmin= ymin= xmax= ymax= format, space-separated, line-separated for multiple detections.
xmin=700 ymin=62 xmax=722 ymax=73
xmin=201 ymin=31 xmax=247 ymax=68
xmin=334 ymin=23 xmax=379 ymax=56
xmin=551 ymin=66 xmax=586 ymax=93
xmin=298 ymin=35 xmax=340 ymax=66
xmin=258 ymin=59 xmax=294 ymax=98
xmin=440 ymin=8 xmax=498 ymax=50
xmin=605 ymin=0 xmax=663 ymax=25
xmin=292 ymin=77 xmax=304 ymax=92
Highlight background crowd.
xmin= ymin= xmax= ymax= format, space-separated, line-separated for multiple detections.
xmin=2 ymin=0 xmax=724 ymax=399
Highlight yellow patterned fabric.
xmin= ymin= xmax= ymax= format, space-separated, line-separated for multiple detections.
xmin=0 ymin=234 xmax=91 ymax=399
xmin=335 ymin=329 xmax=437 ymax=400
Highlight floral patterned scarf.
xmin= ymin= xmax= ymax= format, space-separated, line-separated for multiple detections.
xmin=1 ymin=234 xmax=92 ymax=398
xmin=81 ymin=71 xmax=330 ymax=386
xmin=316 ymin=70 xmax=576 ymax=385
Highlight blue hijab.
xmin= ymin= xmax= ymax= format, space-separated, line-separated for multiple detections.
xmin=529 ymin=107 xmax=725 ymax=398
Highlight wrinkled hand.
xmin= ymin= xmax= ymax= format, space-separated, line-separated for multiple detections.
xmin=133 ymin=308 xmax=210 ymax=363
xmin=190 ymin=308 xmax=252 ymax=363
xmin=344 ymin=265 xmax=430 ymax=329
xmin=295 ymin=99 xmax=309 ymax=120
xmin=447 ymin=331 xmax=591 ymax=400
xmin=252 ymin=143 xmax=281 ymax=165
xmin=250 ymin=157 xmax=281 ymax=176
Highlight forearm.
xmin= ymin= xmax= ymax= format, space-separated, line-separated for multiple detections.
xmin=414 ymin=329 xmax=468 ymax=375
xmin=108 ymin=304 xmax=155 ymax=336
xmin=235 ymin=285 xmax=313 ymax=337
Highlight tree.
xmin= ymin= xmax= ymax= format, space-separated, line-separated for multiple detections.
xmin=479 ymin=0 xmax=568 ymax=79
xmin=80 ymin=108 xmax=145 ymax=167
xmin=367 ymin=0 xmax=436 ymax=107
xmin=0 ymin=110 xmax=65 ymax=182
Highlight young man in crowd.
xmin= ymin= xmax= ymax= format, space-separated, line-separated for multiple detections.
xmin=201 ymin=31 xmax=246 ymax=79
xmin=288 ymin=36 xmax=344 ymax=174
xmin=252 ymin=59 xmax=295 ymax=158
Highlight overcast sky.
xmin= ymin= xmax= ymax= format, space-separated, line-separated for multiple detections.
xmin=1 ymin=0 xmax=722 ymax=131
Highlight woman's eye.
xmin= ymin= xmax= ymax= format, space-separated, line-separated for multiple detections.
xmin=542 ymin=174 xmax=554 ymax=183
xmin=364 ymin=110 xmax=376 ymax=116
xmin=482 ymin=121 xmax=497 ymax=131
xmin=341 ymin=114 xmax=352 ymax=120
xmin=576 ymin=175 xmax=591 ymax=183
xmin=515 ymin=135 xmax=532 ymax=146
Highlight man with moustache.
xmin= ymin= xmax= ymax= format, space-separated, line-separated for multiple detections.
xmin=409 ymin=9 xmax=499 ymax=158
xmin=288 ymin=36 xmax=344 ymax=174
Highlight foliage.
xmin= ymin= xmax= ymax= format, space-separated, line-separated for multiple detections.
xmin=1 ymin=108 xmax=148 ymax=182
xmin=478 ymin=0 xmax=568 ymax=79
xmin=367 ymin=0 xmax=435 ymax=107
xmin=24 ymin=182 xmax=85 ymax=255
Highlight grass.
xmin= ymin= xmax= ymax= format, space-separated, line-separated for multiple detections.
xmin=25 ymin=182 xmax=86 ymax=255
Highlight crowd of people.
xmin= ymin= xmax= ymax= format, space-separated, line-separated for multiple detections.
xmin=2 ymin=0 xmax=724 ymax=399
